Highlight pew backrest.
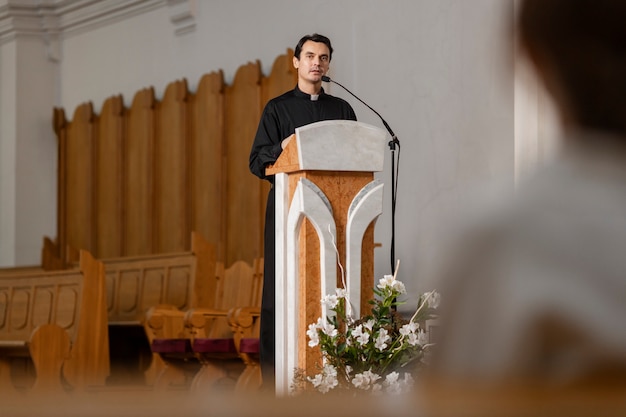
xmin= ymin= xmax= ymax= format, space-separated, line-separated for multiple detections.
xmin=0 ymin=250 xmax=109 ymax=390
xmin=187 ymin=258 xmax=263 ymax=339
xmin=99 ymin=232 xmax=216 ymax=325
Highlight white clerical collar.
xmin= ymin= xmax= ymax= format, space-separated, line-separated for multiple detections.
xmin=310 ymin=94 xmax=319 ymax=101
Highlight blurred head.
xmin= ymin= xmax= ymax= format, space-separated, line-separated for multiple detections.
xmin=518 ymin=0 xmax=626 ymax=135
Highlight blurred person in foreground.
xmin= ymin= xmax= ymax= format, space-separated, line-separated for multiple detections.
xmin=422 ymin=0 xmax=626 ymax=410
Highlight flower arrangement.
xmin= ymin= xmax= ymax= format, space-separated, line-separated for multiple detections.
xmin=301 ymin=264 xmax=440 ymax=395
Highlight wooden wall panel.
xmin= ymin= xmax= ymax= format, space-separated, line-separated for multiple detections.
xmin=261 ymin=49 xmax=297 ymax=104
xmin=124 ymin=88 xmax=156 ymax=256
xmin=48 ymin=50 xmax=298 ymax=268
xmin=188 ymin=71 xmax=225 ymax=260
xmin=95 ymin=96 xmax=124 ymax=258
xmin=51 ymin=109 xmax=68 ymax=267
xmin=224 ymin=62 xmax=263 ymax=267
xmin=154 ymin=80 xmax=189 ymax=254
xmin=63 ymin=103 xmax=95 ymax=257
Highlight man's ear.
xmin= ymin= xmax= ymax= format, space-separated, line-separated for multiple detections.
xmin=293 ymin=56 xmax=299 ymax=69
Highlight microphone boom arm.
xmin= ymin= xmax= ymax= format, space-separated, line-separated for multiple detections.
xmin=322 ymin=76 xmax=399 ymax=150
xmin=322 ymin=75 xmax=402 ymax=276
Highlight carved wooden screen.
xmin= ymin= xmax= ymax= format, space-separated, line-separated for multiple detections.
xmin=47 ymin=50 xmax=296 ymax=268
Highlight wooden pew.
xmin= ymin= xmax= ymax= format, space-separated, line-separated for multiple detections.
xmin=0 ymin=251 xmax=109 ymax=396
xmin=0 ymin=265 xmax=44 ymax=276
xmin=147 ymin=258 xmax=263 ymax=391
xmin=185 ymin=258 xmax=263 ymax=390
xmin=96 ymin=231 xmax=217 ymax=385
xmin=227 ymin=305 xmax=261 ymax=391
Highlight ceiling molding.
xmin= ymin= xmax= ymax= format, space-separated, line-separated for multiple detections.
xmin=0 ymin=0 xmax=195 ymax=44
xmin=167 ymin=0 xmax=195 ymax=36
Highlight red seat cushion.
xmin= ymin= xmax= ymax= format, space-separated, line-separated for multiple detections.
xmin=151 ymin=338 xmax=192 ymax=354
xmin=240 ymin=338 xmax=259 ymax=354
xmin=192 ymin=338 xmax=236 ymax=354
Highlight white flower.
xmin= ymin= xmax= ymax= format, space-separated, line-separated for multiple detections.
xmin=322 ymin=363 xmax=338 ymax=379
xmin=399 ymin=321 xmax=419 ymax=337
xmin=351 ymin=373 xmax=369 ymax=389
xmin=308 ymin=373 xmax=323 ymax=388
xmin=385 ymin=371 xmax=399 ymax=384
xmin=306 ymin=317 xmax=338 ymax=346
xmin=352 ymin=369 xmax=381 ymax=390
xmin=377 ymin=274 xmax=406 ymax=294
xmin=408 ymin=321 xmax=420 ymax=332
xmin=321 ymin=293 xmax=339 ymax=309
xmin=309 ymin=364 xmax=339 ymax=393
xmin=375 ymin=328 xmax=391 ymax=351
xmin=362 ymin=370 xmax=381 ymax=384
xmin=363 ymin=319 xmax=376 ymax=331
xmin=321 ymin=321 xmax=338 ymax=338
xmin=335 ymin=287 xmax=347 ymax=299
xmin=381 ymin=372 xmax=414 ymax=395
xmin=407 ymin=332 xmax=420 ymax=346
xmin=400 ymin=373 xmax=414 ymax=391
xmin=351 ymin=324 xmax=370 ymax=346
xmin=425 ymin=290 xmax=441 ymax=309
xmin=384 ymin=372 xmax=402 ymax=395
xmin=307 ymin=321 xmax=320 ymax=347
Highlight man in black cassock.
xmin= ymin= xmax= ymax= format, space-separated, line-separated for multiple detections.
xmin=249 ymin=33 xmax=356 ymax=389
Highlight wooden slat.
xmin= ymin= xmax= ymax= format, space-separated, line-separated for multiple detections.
xmin=52 ymin=108 xmax=68 ymax=268
xmin=64 ymin=103 xmax=95 ymax=257
xmin=188 ymin=71 xmax=225 ymax=260
xmin=154 ymin=79 xmax=189 ymax=254
xmin=124 ymin=88 xmax=156 ymax=256
xmin=95 ymin=95 xmax=125 ymax=258
xmin=224 ymin=62 xmax=263 ymax=267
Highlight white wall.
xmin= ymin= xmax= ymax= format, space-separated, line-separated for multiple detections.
xmin=0 ymin=40 xmax=18 ymax=266
xmin=0 ymin=32 xmax=59 ymax=267
xmin=2 ymin=0 xmax=515 ymax=310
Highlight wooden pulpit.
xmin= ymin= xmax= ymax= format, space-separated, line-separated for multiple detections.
xmin=266 ymin=120 xmax=387 ymax=395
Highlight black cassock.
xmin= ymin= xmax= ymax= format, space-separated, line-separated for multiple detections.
xmin=249 ymin=84 xmax=356 ymax=387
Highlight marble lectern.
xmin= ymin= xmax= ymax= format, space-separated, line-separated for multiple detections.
xmin=265 ymin=120 xmax=387 ymax=395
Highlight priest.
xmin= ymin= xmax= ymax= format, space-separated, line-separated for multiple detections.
xmin=249 ymin=33 xmax=356 ymax=390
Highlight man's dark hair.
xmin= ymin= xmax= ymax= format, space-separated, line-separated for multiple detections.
xmin=294 ymin=33 xmax=333 ymax=61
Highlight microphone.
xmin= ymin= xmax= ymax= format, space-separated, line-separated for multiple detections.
xmin=321 ymin=75 xmax=399 ymax=147
xmin=322 ymin=75 xmax=401 ymax=278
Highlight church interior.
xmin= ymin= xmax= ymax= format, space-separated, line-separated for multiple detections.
xmin=1 ymin=1 xmax=624 ymax=416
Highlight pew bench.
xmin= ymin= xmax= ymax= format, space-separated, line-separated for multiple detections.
xmin=227 ymin=306 xmax=261 ymax=391
xmin=96 ymin=231 xmax=217 ymax=385
xmin=0 ymin=251 xmax=109 ymax=396
xmin=146 ymin=258 xmax=263 ymax=391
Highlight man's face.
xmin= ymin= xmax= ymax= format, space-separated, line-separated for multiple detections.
xmin=293 ymin=40 xmax=330 ymax=85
